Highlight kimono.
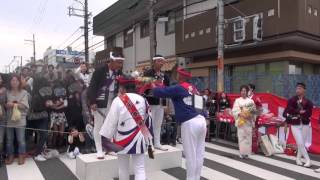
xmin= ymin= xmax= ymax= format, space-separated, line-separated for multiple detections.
xmin=232 ymin=97 xmax=256 ymax=156
xmin=100 ymin=93 xmax=152 ymax=154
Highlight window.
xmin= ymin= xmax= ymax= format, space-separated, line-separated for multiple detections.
xmin=268 ymin=9 xmax=275 ymax=17
xmin=165 ymin=12 xmax=175 ymax=35
xmin=314 ymin=9 xmax=318 ymax=16
xmin=124 ymin=28 xmax=133 ymax=48
xmin=206 ymin=27 xmax=211 ymax=34
xmin=190 ymin=32 xmax=195 ymax=38
xmin=199 ymin=29 xmax=204 ymax=35
xmin=107 ymin=36 xmax=116 ymax=49
xmin=289 ymin=63 xmax=302 ymax=75
xmin=140 ymin=21 xmax=149 ymax=38
xmin=307 ymin=6 xmax=312 ymax=15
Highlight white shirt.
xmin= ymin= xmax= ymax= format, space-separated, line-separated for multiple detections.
xmin=99 ymin=93 xmax=152 ymax=154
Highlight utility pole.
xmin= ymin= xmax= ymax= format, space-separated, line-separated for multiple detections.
xmin=25 ymin=34 xmax=36 ymax=64
xmin=149 ymin=0 xmax=156 ymax=61
xmin=84 ymin=0 xmax=89 ymax=63
xmin=68 ymin=0 xmax=90 ymax=63
xmin=217 ymin=0 xmax=225 ymax=92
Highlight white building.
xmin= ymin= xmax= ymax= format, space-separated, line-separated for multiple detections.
xmin=43 ymin=46 xmax=95 ymax=69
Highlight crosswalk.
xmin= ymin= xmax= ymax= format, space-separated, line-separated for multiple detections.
xmin=1 ymin=142 xmax=320 ymax=180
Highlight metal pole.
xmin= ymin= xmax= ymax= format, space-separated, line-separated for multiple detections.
xmin=217 ymin=0 xmax=224 ymax=92
xmin=149 ymin=0 xmax=156 ymax=61
xmin=84 ymin=0 xmax=89 ymax=63
xmin=20 ymin=56 xmax=23 ymax=73
xmin=33 ymin=34 xmax=36 ymax=63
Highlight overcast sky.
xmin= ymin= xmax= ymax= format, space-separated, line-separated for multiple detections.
xmin=0 ymin=0 xmax=118 ymax=72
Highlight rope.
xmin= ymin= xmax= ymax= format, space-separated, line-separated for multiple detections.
xmin=0 ymin=124 xmax=88 ymax=135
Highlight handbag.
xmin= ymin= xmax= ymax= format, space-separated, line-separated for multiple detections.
xmin=11 ymin=104 xmax=21 ymax=121
xmin=259 ymin=135 xmax=274 ymax=156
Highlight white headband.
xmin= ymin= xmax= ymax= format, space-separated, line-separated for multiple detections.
xmin=110 ymin=52 xmax=125 ymax=61
xmin=152 ymin=57 xmax=166 ymax=61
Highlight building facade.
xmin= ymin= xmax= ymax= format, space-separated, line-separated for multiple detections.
xmin=43 ymin=47 xmax=95 ymax=69
xmin=176 ymin=0 xmax=320 ymax=98
xmin=93 ymin=0 xmax=320 ymax=104
xmin=93 ymin=0 xmax=182 ymax=73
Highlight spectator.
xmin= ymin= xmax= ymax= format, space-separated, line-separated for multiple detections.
xmin=21 ymin=67 xmax=33 ymax=93
xmin=29 ymin=77 xmax=53 ymax=162
xmin=218 ymin=92 xmax=230 ymax=112
xmin=76 ymin=62 xmax=92 ymax=88
xmin=5 ymin=74 xmax=29 ymax=165
xmin=66 ymin=79 xmax=85 ymax=132
xmin=203 ymin=89 xmax=217 ymax=117
xmin=67 ymin=127 xmax=85 ymax=159
xmin=50 ymin=80 xmax=68 ymax=148
xmin=0 ymin=74 xmax=7 ymax=165
xmin=232 ymin=85 xmax=256 ymax=159
xmin=44 ymin=65 xmax=57 ymax=86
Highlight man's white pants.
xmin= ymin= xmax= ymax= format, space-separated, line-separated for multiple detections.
xmin=291 ymin=124 xmax=311 ymax=162
xmin=181 ymin=115 xmax=207 ymax=180
xmin=92 ymin=107 xmax=108 ymax=156
xmin=118 ymin=154 xmax=146 ymax=180
xmin=150 ymin=105 xmax=164 ymax=147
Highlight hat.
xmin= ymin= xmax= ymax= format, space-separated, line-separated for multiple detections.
xmin=116 ymin=76 xmax=138 ymax=85
xmin=177 ymin=67 xmax=192 ymax=78
xmin=296 ymin=82 xmax=306 ymax=89
xmin=109 ymin=51 xmax=125 ymax=61
xmin=152 ymin=55 xmax=166 ymax=61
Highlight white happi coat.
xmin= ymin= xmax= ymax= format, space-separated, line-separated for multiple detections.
xmin=100 ymin=93 xmax=152 ymax=154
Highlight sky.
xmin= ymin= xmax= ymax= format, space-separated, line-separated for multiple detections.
xmin=0 ymin=0 xmax=118 ymax=72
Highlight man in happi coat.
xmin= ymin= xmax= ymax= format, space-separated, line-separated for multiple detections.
xmin=87 ymin=49 xmax=124 ymax=159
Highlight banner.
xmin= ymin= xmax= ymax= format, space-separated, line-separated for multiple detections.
xmin=226 ymin=93 xmax=320 ymax=154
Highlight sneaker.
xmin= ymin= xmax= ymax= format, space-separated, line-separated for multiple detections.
xmin=97 ymin=152 xmax=105 ymax=159
xmin=314 ymin=168 xmax=320 ymax=173
xmin=296 ymin=158 xmax=303 ymax=166
xmin=304 ymin=161 xmax=312 ymax=168
xmin=68 ymin=152 xmax=76 ymax=159
xmin=34 ymin=154 xmax=47 ymax=162
xmin=73 ymin=147 xmax=80 ymax=157
xmin=239 ymin=154 xmax=244 ymax=159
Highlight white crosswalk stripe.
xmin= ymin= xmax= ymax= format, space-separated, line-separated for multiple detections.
xmin=182 ymin=158 xmax=239 ymax=180
xmin=6 ymin=158 xmax=45 ymax=180
xmin=205 ymin=143 xmax=320 ymax=179
xmin=1 ymin=142 xmax=320 ymax=180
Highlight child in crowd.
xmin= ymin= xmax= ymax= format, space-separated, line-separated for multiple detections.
xmin=67 ymin=127 xmax=85 ymax=159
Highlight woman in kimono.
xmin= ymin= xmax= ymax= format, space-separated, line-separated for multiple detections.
xmin=232 ymin=85 xmax=256 ymax=159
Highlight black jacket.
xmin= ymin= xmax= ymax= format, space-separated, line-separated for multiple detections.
xmin=143 ymin=68 xmax=170 ymax=106
xmin=87 ymin=65 xmax=121 ymax=108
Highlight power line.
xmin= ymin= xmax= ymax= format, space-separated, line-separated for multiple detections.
xmin=28 ymin=0 xmax=50 ymax=34
xmin=225 ymin=2 xmax=247 ymax=17
xmin=57 ymin=27 xmax=81 ymax=49
xmin=61 ymin=35 xmax=84 ymax=50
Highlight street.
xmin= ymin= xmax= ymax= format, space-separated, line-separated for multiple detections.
xmin=1 ymin=142 xmax=319 ymax=180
